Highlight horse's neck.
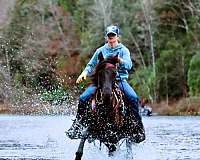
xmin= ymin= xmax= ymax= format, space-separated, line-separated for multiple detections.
xmin=93 ymin=85 xmax=124 ymax=107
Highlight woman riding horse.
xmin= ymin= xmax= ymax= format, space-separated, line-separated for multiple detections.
xmin=66 ymin=25 xmax=145 ymax=143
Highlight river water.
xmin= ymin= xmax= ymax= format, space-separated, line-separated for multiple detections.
xmin=0 ymin=115 xmax=199 ymax=160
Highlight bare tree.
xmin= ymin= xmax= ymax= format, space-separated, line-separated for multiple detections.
xmin=140 ymin=0 xmax=156 ymax=101
xmin=49 ymin=0 xmax=70 ymax=53
xmin=91 ymin=0 xmax=112 ymax=28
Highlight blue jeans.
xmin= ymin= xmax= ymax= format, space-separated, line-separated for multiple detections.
xmin=79 ymin=80 xmax=140 ymax=115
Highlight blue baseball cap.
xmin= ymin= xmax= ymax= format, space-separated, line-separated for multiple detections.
xmin=105 ymin=25 xmax=120 ymax=36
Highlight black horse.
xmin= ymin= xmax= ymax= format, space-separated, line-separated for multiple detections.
xmin=72 ymin=52 xmax=145 ymax=160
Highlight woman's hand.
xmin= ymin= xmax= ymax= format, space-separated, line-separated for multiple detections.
xmin=76 ymin=70 xmax=88 ymax=84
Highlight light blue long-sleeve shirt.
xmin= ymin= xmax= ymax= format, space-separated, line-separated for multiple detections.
xmin=84 ymin=43 xmax=133 ymax=80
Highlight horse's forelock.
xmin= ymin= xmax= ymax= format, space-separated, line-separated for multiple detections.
xmin=96 ymin=59 xmax=116 ymax=71
xmin=91 ymin=62 xmax=114 ymax=86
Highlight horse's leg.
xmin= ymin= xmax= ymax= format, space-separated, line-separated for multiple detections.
xmin=109 ymin=145 xmax=116 ymax=157
xmin=75 ymin=130 xmax=88 ymax=160
xmin=126 ymin=138 xmax=133 ymax=160
xmin=99 ymin=141 xmax=102 ymax=150
xmin=105 ymin=143 xmax=116 ymax=157
xmin=75 ymin=137 xmax=87 ymax=160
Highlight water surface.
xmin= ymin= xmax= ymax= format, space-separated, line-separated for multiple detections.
xmin=0 ymin=115 xmax=199 ymax=160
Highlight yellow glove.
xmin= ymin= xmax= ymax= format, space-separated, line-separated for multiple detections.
xmin=76 ymin=70 xmax=88 ymax=84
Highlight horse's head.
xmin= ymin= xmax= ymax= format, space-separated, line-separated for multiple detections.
xmin=93 ymin=52 xmax=118 ymax=103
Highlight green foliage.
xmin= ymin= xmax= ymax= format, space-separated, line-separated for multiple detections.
xmin=129 ymin=66 xmax=154 ymax=101
xmin=58 ymin=0 xmax=200 ymax=101
xmin=1 ymin=1 xmax=46 ymax=79
xmin=39 ymin=85 xmax=69 ymax=105
xmin=72 ymin=0 xmax=105 ymax=55
xmin=57 ymin=0 xmax=76 ymax=14
xmin=153 ymin=0 xmax=200 ymax=100
xmin=66 ymin=0 xmax=145 ymax=58
xmin=1 ymin=0 xmax=200 ymax=106
xmin=13 ymin=70 xmax=24 ymax=88
xmin=187 ymin=53 xmax=200 ymax=96
xmin=0 ymin=1 xmax=64 ymax=104
xmin=156 ymin=49 xmax=184 ymax=98
xmin=2 ymin=3 xmax=31 ymax=58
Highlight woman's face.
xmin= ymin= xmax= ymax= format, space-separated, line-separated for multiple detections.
xmin=106 ymin=33 xmax=119 ymax=48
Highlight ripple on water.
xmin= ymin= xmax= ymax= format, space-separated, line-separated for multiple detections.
xmin=0 ymin=115 xmax=200 ymax=160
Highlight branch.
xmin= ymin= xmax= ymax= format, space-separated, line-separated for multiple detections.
xmin=49 ymin=1 xmax=70 ymax=56
xmin=128 ymin=30 xmax=146 ymax=68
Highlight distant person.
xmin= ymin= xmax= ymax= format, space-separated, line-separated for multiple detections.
xmin=66 ymin=25 xmax=145 ymax=143
xmin=140 ymin=98 xmax=152 ymax=116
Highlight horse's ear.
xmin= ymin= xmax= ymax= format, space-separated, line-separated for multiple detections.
xmin=113 ymin=53 xmax=119 ymax=64
xmin=114 ymin=53 xmax=118 ymax=59
xmin=98 ymin=52 xmax=104 ymax=62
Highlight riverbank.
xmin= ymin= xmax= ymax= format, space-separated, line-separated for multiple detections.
xmin=0 ymin=103 xmax=9 ymax=113
xmin=151 ymin=97 xmax=200 ymax=116
xmin=1 ymin=97 xmax=200 ymax=115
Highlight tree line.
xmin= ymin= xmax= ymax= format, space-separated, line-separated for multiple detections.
xmin=0 ymin=0 xmax=200 ymax=108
